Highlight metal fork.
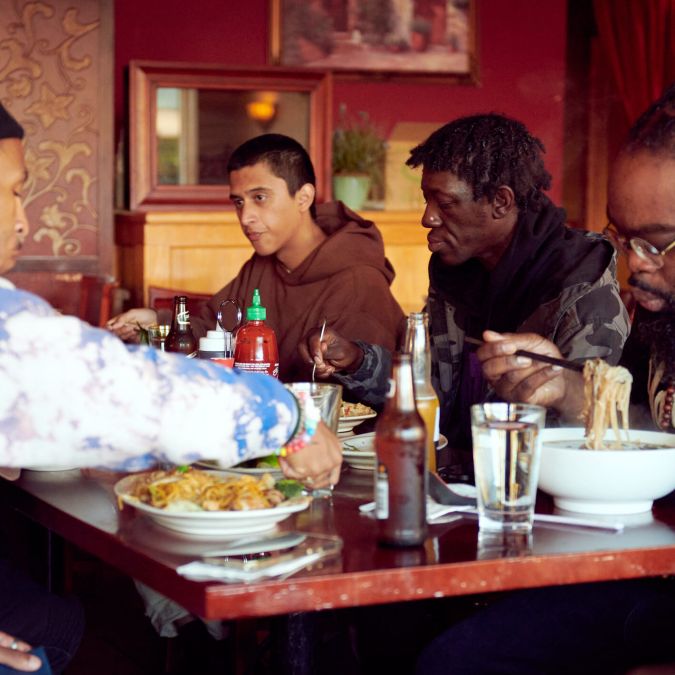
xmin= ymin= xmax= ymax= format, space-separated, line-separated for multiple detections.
xmin=311 ymin=318 xmax=327 ymax=381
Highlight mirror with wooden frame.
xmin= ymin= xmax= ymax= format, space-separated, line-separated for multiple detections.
xmin=128 ymin=60 xmax=332 ymax=210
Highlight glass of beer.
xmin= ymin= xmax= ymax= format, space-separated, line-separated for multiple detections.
xmin=147 ymin=324 xmax=170 ymax=351
xmin=471 ymin=403 xmax=546 ymax=532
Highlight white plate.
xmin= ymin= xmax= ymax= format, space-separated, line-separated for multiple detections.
xmin=114 ymin=471 xmax=311 ymax=537
xmin=539 ymin=428 xmax=675 ymax=515
xmin=342 ymin=433 xmax=376 ymax=471
xmin=22 ymin=466 xmax=80 ymax=472
xmin=193 ymin=459 xmax=283 ymax=479
xmin=338 ymin=411 xmax=377 ymax=435
xmin=341 ymin=433 xmax=448 ymax=471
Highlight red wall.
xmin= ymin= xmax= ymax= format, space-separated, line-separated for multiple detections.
xmin=115 ymin=0 xmax=567 ymax=204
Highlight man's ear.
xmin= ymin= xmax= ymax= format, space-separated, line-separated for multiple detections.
xmin=492 ymin=185 xmax=516 ymax=218
xmin=296 ymin=183 xmax=316 ymax=213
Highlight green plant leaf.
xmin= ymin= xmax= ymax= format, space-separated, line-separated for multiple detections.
xmin=332 ymin=105 xmax=386 ymax=193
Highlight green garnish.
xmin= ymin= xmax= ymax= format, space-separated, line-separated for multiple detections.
xmin=274 ymin=479 xmax=303 ymax=499
xmin=138 ymin=322 xmax=150 ymax=345
xmin=176 ymin=465 xmax=191 ymax=473
xmin=256 ymin=454 xmax=281 ymax=469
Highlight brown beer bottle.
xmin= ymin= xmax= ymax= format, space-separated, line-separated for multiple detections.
xmin=165 ymin=296 xmax=197 ymax=357
xmin=375 ymin=352 xmax=427 ymax=547
xmin=404 ymin=312 xmax=440 ymax=473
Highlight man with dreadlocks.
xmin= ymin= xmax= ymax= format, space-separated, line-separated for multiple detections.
xmin=477 ymin=87 xmax=675 ymax=436
xmin=302 ymin=113 xmax=629 ymax=474
xmin=416 ymin=87 xmax=675 ymax=675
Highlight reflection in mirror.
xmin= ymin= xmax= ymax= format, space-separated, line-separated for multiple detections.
xmin=156 ymin=88 xmax=310 ymax=187
xmin=129 ymin=62 xmax=330 ymax=209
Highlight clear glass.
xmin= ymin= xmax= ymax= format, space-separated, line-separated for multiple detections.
xmin=471 ymin=403 xmax=546 ymax=532
xmin=286 ymin=382 xmax=343 ymax=498
xmin=147 ymin=324 xmax=170 ymax=351
xmin=477 ymin=530 xmax=533 ymax=560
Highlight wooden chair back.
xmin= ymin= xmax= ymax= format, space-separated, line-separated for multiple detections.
xmin=148 ymin=286 xmax=211 ymax=325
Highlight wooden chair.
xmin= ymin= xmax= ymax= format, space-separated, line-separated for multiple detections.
xmin=147 ymin=286 xmax=212 ymax=325
xmin=78 ymin=275 xmax=121 ymax=327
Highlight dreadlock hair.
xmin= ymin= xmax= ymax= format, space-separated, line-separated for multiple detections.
xmin=624 ymin=81 xmax=675 ymax=158
xmin=406 ymin=113 xmax=552 ymax=212
xmin=227 ymin=133 xmax=317 ymax=218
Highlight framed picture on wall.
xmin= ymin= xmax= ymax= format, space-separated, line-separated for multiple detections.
xmin=269 ymin=0 xmax=478 ymax=81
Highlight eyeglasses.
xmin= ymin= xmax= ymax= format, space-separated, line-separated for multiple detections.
xmin=603 ymin=223 xmax=675 ymax=269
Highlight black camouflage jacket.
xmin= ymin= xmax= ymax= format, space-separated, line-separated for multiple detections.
xmin=335 ymin=204 xmax=630 ymax=449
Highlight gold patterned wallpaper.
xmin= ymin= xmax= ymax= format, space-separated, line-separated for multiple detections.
xmin=0 ymin=0 xmax=107 ymax=262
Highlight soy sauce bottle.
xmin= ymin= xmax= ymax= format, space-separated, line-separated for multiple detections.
xmin=165 ymin=296 xmax=197 ymax=357
xmin=233 ymin=289 xmax=279 ymax=377
xmin=375 ymin=352 xmax=427 ymax=547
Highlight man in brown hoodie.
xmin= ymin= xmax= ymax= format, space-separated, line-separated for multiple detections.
xmin=109 ymin=134 xmax=404 ymax=382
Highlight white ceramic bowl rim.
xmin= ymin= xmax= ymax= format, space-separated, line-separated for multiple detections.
xmin=538 ymin=428 xmax=675 ymax=514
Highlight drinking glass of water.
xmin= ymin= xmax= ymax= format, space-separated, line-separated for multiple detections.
xmin=471 ymin=403 xmax=546 ymax=532
xmin=286 ymin=382 xmax=343 ymax=498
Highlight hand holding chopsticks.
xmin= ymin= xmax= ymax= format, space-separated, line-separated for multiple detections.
xmin=464 ymin=336 xmax=583 ymax=373
xmin=469 ymin=330 xmax=586 ymax=418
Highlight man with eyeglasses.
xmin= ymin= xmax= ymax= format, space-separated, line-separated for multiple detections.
xmin=475 ymin=87 xmax=675 ymax=435
xmin=416 ymin=84 xmax=675 ymax=675
xmin=604 ymin=222 xmax=675 ymax=279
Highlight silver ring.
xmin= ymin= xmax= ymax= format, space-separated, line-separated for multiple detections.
xmin=9 ymin=640 xmax=19 ymax=650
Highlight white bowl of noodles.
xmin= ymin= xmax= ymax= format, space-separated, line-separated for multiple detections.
xmin=539 ymin=428 xmax=675 ymax=514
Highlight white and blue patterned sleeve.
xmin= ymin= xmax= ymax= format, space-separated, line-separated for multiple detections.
xmin=0 ymin=288 xmax=298 ymax=471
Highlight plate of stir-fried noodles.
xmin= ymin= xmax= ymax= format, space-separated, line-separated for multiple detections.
xmin=114 ymin=468 xmax=311 ymax=536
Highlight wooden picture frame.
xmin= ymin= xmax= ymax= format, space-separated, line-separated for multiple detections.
xmin=129 ymin=61 xmax=332 ymax=210
xmin=269 ymin=0 xmax=478 ymax=82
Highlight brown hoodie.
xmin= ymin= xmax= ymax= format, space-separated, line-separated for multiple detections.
xmin=191 ymin=202 xmax=405 ymax=382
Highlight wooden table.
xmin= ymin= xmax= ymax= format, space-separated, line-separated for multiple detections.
xmin=1 ymin=467 xmax=674 ymax=622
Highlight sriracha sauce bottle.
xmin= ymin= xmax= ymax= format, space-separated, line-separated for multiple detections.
xmin=233 ymin=289 xmax=279 ymax=377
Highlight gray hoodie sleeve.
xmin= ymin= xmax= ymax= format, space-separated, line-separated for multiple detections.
xmin=332 ymin=341 xmax=392 ymax=410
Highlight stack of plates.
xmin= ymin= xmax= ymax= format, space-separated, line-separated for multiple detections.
xmin=337 ymin=410 xmax=377 ymax=436
xmin=341 ymin=433 xmax=377 ymax=470
xmin=342 ymin=433 xmax=448 ymax=471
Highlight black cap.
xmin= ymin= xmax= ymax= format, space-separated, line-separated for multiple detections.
xmin=0 ymin=103 xmax=25 ymax=141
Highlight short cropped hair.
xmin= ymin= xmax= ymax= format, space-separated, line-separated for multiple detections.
xmin=406 ymin=113 xmax=552 ymax=212
xmin=227 ymin=134 xmax=316 ymax=217
xmin=624 ymin=81 xmax=675 ymax=158
xmin=0 ymin=104 xmax=25 ymax=141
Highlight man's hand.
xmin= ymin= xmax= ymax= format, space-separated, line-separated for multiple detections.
xmin=476 ymin=330 xmax=584 ymax=420
xmin=0 ymin=631 xmax=41 ymax=671
xmin=279 ymin=422 xmax=342 ymax=488
xmin=106 ymin=308 xmax=158 ymax=342
xmin=298 ymin=325 xmax=364 ymax=379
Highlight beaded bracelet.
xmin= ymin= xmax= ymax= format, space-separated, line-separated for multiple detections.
xmin=277 ymin=389 xmax=321 ymax=457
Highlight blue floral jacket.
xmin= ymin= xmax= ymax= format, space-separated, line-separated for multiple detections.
xmin=0 ymin=280 xmax=297 ymax=471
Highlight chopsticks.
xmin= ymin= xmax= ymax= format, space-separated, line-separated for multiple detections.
xmin=464 ymin=336 xmax=584 ymax=373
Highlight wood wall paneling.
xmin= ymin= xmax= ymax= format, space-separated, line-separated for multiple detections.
xmin=115 ymin=210 xmax=429 ymax=315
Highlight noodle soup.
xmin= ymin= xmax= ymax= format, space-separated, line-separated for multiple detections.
xmin=539 ymin=428 xmax=675 ymax=514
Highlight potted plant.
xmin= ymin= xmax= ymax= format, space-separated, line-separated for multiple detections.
xmin=332 ymin=104 xmax=386 ymax=211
